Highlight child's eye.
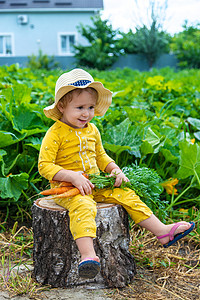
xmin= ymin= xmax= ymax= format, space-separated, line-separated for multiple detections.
xmin=77 ymin=106 xmax=83 ymax=110
xmin=89 ymin=106 xmax=95 ymax=110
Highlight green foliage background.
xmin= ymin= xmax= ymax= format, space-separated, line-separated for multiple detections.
xmin=72 ymin=15 xmax=200 ymax=71
xmin=170 ymin=23 xmax=200 ymax=69
xmin=74 ymin=15 xmax=124 ymax=70
xmin=0 ymin=64 xmax=199 ymax=225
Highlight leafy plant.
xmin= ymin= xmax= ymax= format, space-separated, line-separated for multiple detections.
xmin=122 ymin=164 xmax=164 ymax=214
xmin=165 ymin=140 xmax=200 ymax=211
xmin=171 ymin=22 xmax=200 ymax=69
xmin=0 ymin=68 xmax=53 ymax=221
xmin=74 ymin=15 xmax=124 ymax=70
xmin=89 ymin=163 xmax=165 ymax=219
xmin=132 ymin=21 xmax=171 ymax=68
xmin=120 ymin=23 xmax=171 ymax=69
xmin=118 ymin=30 xmax=138 ymax=54
xmin=102 ymin=119 xmax=142 ymax=165
xmin=27 ymin=49 xmax=59 ymax=70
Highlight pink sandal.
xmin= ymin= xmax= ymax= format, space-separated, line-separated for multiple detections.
xmin=157 ymin=221 xmax=195 ymax=248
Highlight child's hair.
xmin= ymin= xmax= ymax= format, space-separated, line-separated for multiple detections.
xmin=58 ymin=87 xmax=98 ymax=108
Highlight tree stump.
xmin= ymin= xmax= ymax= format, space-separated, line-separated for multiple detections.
xmin=31 ymin=199 xmax=136 ymax=288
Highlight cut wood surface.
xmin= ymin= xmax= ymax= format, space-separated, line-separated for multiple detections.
xmin=32 ymin=198 xmax=136 ymax=288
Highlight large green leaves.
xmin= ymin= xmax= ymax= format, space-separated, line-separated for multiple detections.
xmin=143 ymin=126 xmax=178 ymax=154
xmin=0 ymin=149 xmax=6 ymax=177
xmin=0 ymin=65 xmax=200 ymax=218
xmin=12 ymin=103 xmax=46 ymax=135
xmin=0 ymin=131 xmax=26 ymax=147
xmin=0 ymin=173 xmax=29 ymax=202
xmin=187 ymin=117 xmax=200 ymax=141
xmin=187 ymin=117 xmax=200 ymax=130
xmin=0 ymin=79 xmax=47 ymax=211
xmin=176 ymin=140 xmax=200 ymax=187
xmin=103 ymin=119 xmax=142 ymax=159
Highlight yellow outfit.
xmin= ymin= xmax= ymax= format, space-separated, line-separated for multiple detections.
xmin=38 ymin=120 xmax=152 ymax=240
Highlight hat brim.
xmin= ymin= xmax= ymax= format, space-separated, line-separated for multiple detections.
xmin=44 ymin=81 xmax=112 ymax=121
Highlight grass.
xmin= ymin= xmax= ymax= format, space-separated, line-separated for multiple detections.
xmin=107 ymin=223 xmax=200 ymax=300
xmin=0 ymin=222 xmax=49 ymax=299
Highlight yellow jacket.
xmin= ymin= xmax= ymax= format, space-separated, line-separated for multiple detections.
xmin=38 ymin=120 xmax=114 ymax=180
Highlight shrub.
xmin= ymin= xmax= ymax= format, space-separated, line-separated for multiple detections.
xmin=121 ymin=21 xmax=171 ymax=68
xmin=74 ymin=15 xmax=124 ymax=70
xmin=27 ymin=49 xmax=59 ymax=70
xmin=171 ymin=23 xmax=200 ymax=69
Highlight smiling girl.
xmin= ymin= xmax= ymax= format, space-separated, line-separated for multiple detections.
xmin=38 ymin=69 xmax=195 ymax=280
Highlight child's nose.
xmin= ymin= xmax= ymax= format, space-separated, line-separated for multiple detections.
xmin=82 ymin=109 xmax=89 ymax=117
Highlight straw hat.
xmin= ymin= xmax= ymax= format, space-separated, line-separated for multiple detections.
xmin=43 ymin=68 xmax=112 ymax=121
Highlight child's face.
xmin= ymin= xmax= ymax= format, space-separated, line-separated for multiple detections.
xmin=58 ymin=90 xmax=96 ymax=128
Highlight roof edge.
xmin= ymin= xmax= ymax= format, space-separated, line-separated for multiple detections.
xmin=0 ymin=8 xmax=102 ymax=13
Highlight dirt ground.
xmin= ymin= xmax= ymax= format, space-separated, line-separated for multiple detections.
xmin=0 ymin=258 xmax=199 ymax=300
xmin=0 ymin=263 xmax=199 ymax=300
xmin=0 ymin=288 xmax=110 ymax=300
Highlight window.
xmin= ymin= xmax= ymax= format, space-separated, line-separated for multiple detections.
xmin=58 ymin=33 xmax=76 ymax=55
xmin=0 ymin=34 xmax=13 ymax=56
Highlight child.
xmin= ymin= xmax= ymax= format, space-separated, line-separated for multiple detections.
xmin=38 ymin=68 xmax=195 ymax=279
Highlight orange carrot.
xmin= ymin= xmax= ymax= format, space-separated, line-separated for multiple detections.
xmin=40 ymin=186 xmax=74 ymax=196
xmin=50 ymin=173 xmax=88 ymax=186
xmin=83 ymin=173 xmax=89 ymax=179
xmin=50 ymin=180 xmax=73 ymax=187
xmin=49 ymin=180 xmax=59 ymax=184
xmin=55 ymin=188 xmax=80 ymax=198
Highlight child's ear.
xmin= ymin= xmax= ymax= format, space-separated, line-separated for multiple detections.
xmin=57 ymin=101 xmax=64 ymax=113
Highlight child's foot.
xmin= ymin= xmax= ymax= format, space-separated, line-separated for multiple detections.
xmin=157 ymin=221 xmax=195 ymax=248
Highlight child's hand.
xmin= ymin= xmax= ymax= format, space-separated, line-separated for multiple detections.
xmin=71 ymin=171 xmax=94 ymax=196
xmin=109 ymin=168 xmax=129 ymax=187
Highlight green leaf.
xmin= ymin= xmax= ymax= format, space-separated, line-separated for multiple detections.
xmin=176 ymin=140 xmax=200 ymax=186
xmin=0 ymin=131 xmax=26 ymax=147
xmin=124 ymin=106 xmax=149 ymax=123
xmin=187 ymin=117 xmax=200 ymax=130
xmin=4 ymin=153 xmax=21 ymax=175
xmin=0 ymin=88 xmax=14 ymax=121
xmin=103 ymin=118 xmax=142 ymax=157
xmin=13 ymin=84 xmax=32 ymax=105
xmin=194 ymin=131 xmax=200 ymax=141
xmin=145 ymin=127 xmax=161 ymax=147
xmin=160 ymin=148 xmax=178 ymax=162
xmin=140 ymin=141 xmax=154 ymax=156
xmin=104 ymin=144 xmax=131 ymax=157
xmin=0 ymin=149 xmax=6 ymax=177
xmin=144 ymin=126 xmax=178 ymax=154
xmin=24 ymin=137 xmax=43 ymax=151
xmin=12 ymin=104 xmax=45 ymax=134
xmin=16 ymin=154 xmax=37 ymax=174
xmin=0 ymin=173 xmax=29 ymax=201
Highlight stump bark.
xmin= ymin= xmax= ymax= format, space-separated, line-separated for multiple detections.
xmin=32 ymin=199 xmax=136 ymax=288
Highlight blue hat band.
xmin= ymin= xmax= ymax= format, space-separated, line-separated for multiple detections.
xmin=69 ymin=80 xmax=92 ymax=87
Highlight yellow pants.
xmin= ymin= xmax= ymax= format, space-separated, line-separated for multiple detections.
xmin=54 ymin=188 xmax=152 ymax=240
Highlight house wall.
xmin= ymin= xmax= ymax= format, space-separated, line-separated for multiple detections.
xmin=0 ymin=11 xmax=95 ymax=56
